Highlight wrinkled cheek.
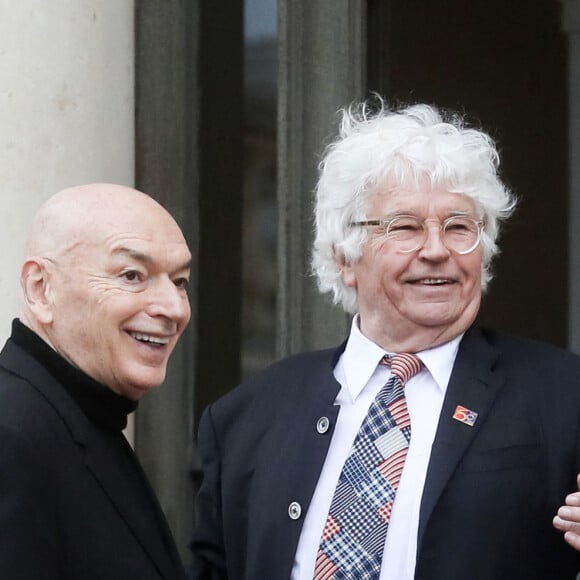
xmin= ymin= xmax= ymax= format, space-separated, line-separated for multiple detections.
xmin=462 ymin=281 xmax=482 ymax=307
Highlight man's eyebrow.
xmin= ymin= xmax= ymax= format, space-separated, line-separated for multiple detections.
xmin=112 ymin=247 xmax=192 ymax=271
xmin=112 ymin=247 xmax=153 ymax=264
xmin=175 ymin=258 xmax=192 ymax=273
xmin=381 ymin=208 xmax=476 ymax=218
xmin=447 ymin=209 xmax=475 ymax=216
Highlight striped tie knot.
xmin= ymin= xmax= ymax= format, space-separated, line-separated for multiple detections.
xmin=380 ymin=352 xmax=423 ymax=385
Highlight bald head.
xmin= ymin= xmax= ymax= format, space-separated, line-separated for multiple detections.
xmin=20 ymin=183 xmax=192 ymax=399
xmin=26 ymin=183 xmax=182 ymax=261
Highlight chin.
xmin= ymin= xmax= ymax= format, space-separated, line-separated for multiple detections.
xmin=121 ymin=373 xmax=166 ymax=399
xmin=413 ymin=313 xmax=459 ymax=328
xmin=124 ymin=383 xmax=160 ymax=401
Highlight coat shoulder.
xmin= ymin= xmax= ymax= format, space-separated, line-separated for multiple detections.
xmin=199 ymin=345 xmax=343 ymax=436
xmin=477 ymin=326 xmax=580 ymax=369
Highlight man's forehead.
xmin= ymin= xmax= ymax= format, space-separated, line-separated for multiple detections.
xmin=27 ymin=185 xmax=191 ymax=270
xmin=371 ymin=188 xmax=476 ymax=211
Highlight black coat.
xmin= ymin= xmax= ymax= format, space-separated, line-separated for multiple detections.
xmin=0 ymin=338 xmax=186 ymax=579
xmin=191 ymin=327 xmax=580 ymax=579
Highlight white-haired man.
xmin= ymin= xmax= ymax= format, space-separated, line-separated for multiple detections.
xmin=191 ymin=101 xmax=580 ymax=579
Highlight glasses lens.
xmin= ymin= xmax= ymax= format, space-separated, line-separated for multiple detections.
xmin=443 ymin=217 xmax=481 ymax=254
xmin=386 ymin=216 xmax=425 ymax=252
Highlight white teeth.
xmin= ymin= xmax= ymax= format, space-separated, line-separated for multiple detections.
xmin=421 ymin=279 xmax=449 ymax=285
xmin=129 ymin=332 xmax=170 ymax=345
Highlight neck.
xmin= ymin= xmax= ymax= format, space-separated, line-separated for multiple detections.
xmin=358 ymin=318 xmax=473 ymax=354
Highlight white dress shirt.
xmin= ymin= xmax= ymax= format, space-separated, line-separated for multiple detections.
xmin=291 ymin=317 xmax=462 ymax=580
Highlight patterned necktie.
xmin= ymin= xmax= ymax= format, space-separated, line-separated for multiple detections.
xmin=314 ymin=353 xmax=423 ymax=580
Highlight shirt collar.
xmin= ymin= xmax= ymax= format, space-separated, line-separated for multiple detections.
xmin=341 ymin=315 xmax=463 ymax=400
xmin=417 ymin=334 xmax=463 ymax=392
xmin=341 ymin=316 xmax=387 ymax=400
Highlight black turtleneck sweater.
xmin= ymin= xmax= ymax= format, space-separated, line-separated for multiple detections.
xmin=11 ymin=319 xmax=138 ymax=431
xmin=10 ymin=319 xmax=179 ymax=568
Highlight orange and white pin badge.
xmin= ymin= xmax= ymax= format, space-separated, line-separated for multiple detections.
xmin=452 ymin=404 xmax=478 ymax=427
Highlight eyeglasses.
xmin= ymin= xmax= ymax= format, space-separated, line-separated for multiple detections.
xmin=350 ymin=215 xmax=484 ymax=254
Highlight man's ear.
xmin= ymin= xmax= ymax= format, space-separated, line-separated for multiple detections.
xmin=334 ymin=250 xmax=357 ymax=289
xmin=20 ymin=259 xmax=54 ymax=324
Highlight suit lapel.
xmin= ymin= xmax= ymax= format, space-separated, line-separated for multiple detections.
xmin=256 ymin=347 xmax=343 ymax=580
xmin=417 ymin=328 xmax=505 ymax=550
xmin=83 ymin=435 xmax=180 ymax=579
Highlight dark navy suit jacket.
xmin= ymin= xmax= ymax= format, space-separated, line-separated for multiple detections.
xmin=191 ymin=327 xmax=580 ymax=579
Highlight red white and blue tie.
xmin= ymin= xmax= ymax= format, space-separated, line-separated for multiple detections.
xmin=314 ymin=353 xmax=423 ymax=580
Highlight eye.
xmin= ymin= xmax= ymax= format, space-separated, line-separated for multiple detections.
xmin=391 ymin=221 xmax=420 ymax=232
xmin=387 ymin=217 xmax=423 ymax=238
xmin=446 ymin=224 xmax=468 ymax=233
xmin=174 ymin=277 xmax=190 ymax=290
xmin=445 ymin=218 xmax=478 ymax=234
xmin=121 ymin=269 xmax=144 ymax=283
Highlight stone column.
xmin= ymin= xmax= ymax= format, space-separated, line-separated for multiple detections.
xmin=563 ymin=0 xmax=580 ymax=352
xmin=277 ymin=0 xmax=367 ymax=356
xmin=0 ymin=0 xmax=134 ymax=343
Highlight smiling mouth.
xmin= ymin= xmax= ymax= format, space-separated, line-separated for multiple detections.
xmin=128 ymin=331 xmax=171 ymax=346
xmin=413 ymin=278 xmax=454 ymax=286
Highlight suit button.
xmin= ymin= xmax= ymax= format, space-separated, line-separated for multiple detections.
xmin=316 ymin=416 xmax=330 ymax=434
xmin=288 ymin=501 xmax=302 ymax=520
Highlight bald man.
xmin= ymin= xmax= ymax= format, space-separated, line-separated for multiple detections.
xmin=0 ymin=184 xmax=191 ymax=579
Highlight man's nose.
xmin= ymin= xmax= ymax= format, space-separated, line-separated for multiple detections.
xmin=147 ymin=276 xmax=191 ymax=322
xmin=418 ymin=224 xmax=450 ymax=260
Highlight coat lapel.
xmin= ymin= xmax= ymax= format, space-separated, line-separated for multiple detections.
xmin=83 ymin=435 xmax=180 ymax=579
xmin=417 ymin=328 xmax=505 ymax=550
xmin=254 ymin=346 xmax=343 ymax=580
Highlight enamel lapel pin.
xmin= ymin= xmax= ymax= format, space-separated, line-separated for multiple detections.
xmin=452 ymin=404 xmax=478 ymax=427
